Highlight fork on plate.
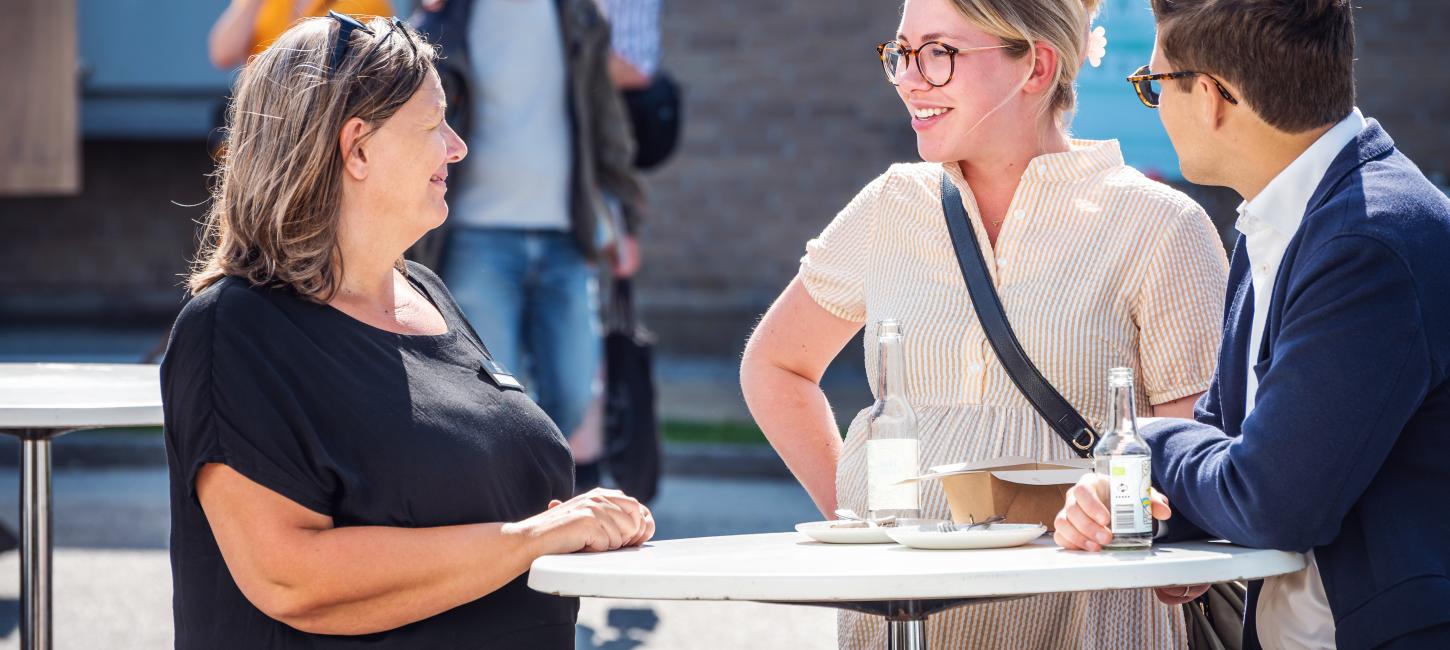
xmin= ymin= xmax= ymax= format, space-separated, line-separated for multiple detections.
xmin=934 ymin=514 xmax=1006 ymax=533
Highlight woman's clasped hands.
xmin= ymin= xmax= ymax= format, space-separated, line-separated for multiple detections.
xmin=508 ymin=488 xmax=656 ymax=555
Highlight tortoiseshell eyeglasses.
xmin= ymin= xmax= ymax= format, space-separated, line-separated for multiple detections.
xmin=876 ymin=41 xmax=1010 ymax=88
xmin=1126 ymin=64 xmax=1238 ymax=109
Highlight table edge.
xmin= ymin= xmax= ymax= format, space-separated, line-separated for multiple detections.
xmin=0 ymin=404 xmax=165 ymax=430
xmin=527 ymin=537 xmax=1308 ymax=602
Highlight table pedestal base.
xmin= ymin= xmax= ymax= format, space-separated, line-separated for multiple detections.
xmin=776 ymin=596 xmax=1027 ymax=650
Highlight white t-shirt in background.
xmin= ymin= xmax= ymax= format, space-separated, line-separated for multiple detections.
xmin=451 ymin=0 xmax=573 ymax=231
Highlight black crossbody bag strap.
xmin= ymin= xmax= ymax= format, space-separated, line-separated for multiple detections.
xmin=939 ymin=173 xmax=1099 ymax=458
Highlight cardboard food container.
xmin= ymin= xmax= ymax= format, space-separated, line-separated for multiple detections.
xmin=904 ymin=456 xmax=1092 ymax=531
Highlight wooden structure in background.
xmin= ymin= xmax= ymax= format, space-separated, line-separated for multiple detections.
xmin=0 ymin=0 xmax=79 ymax=196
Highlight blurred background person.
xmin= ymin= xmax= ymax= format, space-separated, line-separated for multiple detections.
xmin=597 ymin=0 xmax=681 ymax=172
xmin=574 ymin=0 xmax=677 ymax=504
xmin=597 ymin=0 xmax=660 ymax=92
xmin=207 ymin=0 xmax=396 ymax=70
xmin=413 ymin=0 xmax=647 ymax=493
xmin=206 ymin=0 xmax=395 ymax=155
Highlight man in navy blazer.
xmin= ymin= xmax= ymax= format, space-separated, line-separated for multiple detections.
xmin=1052 ymin=1 xmax=1450 ymax=648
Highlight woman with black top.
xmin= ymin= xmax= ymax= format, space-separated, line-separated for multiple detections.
xmin=161 ymin=14 xmax=653 ymax=648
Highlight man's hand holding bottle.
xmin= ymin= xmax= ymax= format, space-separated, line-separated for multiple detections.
xmin=1052 ymin=474 xmax=1210 ymax=605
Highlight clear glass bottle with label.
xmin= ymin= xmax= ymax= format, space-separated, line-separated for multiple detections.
xmin=1093 ymin=367 xmax=1153 ymax=550
xmin=865 ymin=320 xmax=921 ymax=522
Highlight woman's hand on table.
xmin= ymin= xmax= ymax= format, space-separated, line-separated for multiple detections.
xmin=1155 ymin=584 xmax=1212 ymax=605
xmin=507 ymin=488 xmax=655 ymax=556
xmin=1052 ymin=474 xmax=1210 ymax=604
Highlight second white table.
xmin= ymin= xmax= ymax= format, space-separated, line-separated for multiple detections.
xmin=0 ymin=363 xmax=164 ymax=650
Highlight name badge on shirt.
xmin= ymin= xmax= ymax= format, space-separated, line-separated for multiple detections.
xmin=480 ymin=358 xmax=526 ymax=392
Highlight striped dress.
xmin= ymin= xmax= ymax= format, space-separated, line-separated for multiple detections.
xmin=800 ymin=141 xmax=1229 ymax=649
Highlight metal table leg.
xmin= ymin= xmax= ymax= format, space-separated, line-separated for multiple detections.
xmin=18 ymin=428 xmax=58 ymax=650
xmin=885 ymin=601 xmax=930 ymax=650
xmin=887 ymin=616 xmax=927 ymax=650
xmin=774 ymin=597 xmax=1028 ymax=650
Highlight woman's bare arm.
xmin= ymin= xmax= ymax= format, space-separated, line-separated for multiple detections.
xmin=740 ymin=275 xmax=863 ymax=517
xmin=208 ymin=0 xmax=265 ymax=69
xmin=1152 ymin=392 xmax=1203 ymax=419
xmin=197 ymin=464 xmax=652 ymax=635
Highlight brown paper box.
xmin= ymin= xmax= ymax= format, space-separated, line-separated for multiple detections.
xmin=907 ymin=456 xmax=1091 ymax=531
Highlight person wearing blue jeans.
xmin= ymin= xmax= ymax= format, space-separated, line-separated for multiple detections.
xmin=416 ymin=0 xmax=646 ymax=493
xmin=444 ymin=228 xmax=600 ymax=442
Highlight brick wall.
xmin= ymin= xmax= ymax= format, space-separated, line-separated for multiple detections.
xmin=1353 ymin=0 xmax=1450 ymax=186
xmin=0 ymin=140 xmax=210 ymax=322
xmin=1 ymin=2 xmax=1445 ymax=357
xmin=630 ymin=0 xmax=911 ymax=355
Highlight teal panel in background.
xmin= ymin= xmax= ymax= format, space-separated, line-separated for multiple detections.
xmin=1070 ymin=0 xmax=1181 ymax=179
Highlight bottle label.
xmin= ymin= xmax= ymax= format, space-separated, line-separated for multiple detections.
xmin=1108 ymin=457 xmax=1152 ymax=535
xmin=866 ymin=439 xmax=919 ymax=511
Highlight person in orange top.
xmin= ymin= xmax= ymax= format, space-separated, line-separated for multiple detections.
xmin=208 ymin=0 xmax=394 ymax=69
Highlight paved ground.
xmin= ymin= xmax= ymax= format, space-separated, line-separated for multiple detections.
xmin=0 ymin=468 xmax=835 ymax=649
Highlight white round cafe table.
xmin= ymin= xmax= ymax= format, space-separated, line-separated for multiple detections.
xmin=0 ymin=363 xmax=163 ymax=650
xmin=531 ymin=532 xmax=1306 ymax=650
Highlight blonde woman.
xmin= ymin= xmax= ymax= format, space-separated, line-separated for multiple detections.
xmin=740 ymin=0 xmax=1228 ymax=647
xmin=163 ymin=16 xmax=652 ymax=648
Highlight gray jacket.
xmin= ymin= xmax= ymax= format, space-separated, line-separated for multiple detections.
xmin=415 ymin=0 xmax=646 ymax=264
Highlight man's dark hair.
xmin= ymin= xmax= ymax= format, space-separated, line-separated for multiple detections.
xmin=1150 ymin=0 xmax=1355 ymax=133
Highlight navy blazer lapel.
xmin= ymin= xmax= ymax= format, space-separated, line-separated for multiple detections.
xmin=1221 ymin=239 xmax=1255 ymax=434
xmin=1305 ymin=120 xmax=1396 ymax=215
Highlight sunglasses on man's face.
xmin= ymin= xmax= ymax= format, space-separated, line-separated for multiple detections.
xmin=1126 ymin=64 xmax=1239 ymax=109
xmin=327 ymin=10 xmax=413 ymax=79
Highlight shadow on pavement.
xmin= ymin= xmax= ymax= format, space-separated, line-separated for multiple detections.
xmin=0 ymin=598 xmax=17 ymax=638
xmin=575 ymin=607 xmax=660 ymax=649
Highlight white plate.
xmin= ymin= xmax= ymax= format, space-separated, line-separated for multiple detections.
xmin=794 ymin=521 xmax=896 ymax=544
xmin=885 ymin=523 xmax=1048 ymax=550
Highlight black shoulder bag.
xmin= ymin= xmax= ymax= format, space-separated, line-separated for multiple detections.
xmin=602 ymin=279 xmax=663 ymax=504
xmin=938 ymin=173 xmax=1099 ymax=458
xmin=623 ymin=72 xmax=683 ymax=171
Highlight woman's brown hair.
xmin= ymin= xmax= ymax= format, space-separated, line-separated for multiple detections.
xmin=189 ymin=16 xmax=437 ymax=301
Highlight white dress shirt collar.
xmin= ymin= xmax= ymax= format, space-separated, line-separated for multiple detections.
xmin=1236 ymin=108 xmax=1366 ymax=237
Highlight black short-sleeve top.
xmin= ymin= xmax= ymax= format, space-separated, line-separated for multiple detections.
xmin=161 ymin=262 xmax=577 ymax=649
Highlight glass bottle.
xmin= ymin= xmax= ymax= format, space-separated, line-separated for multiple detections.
xmin=1093 ymin=367 xmax=1153 ymax=550
xmin=865 ymin=320 xmax=921 ymax=522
